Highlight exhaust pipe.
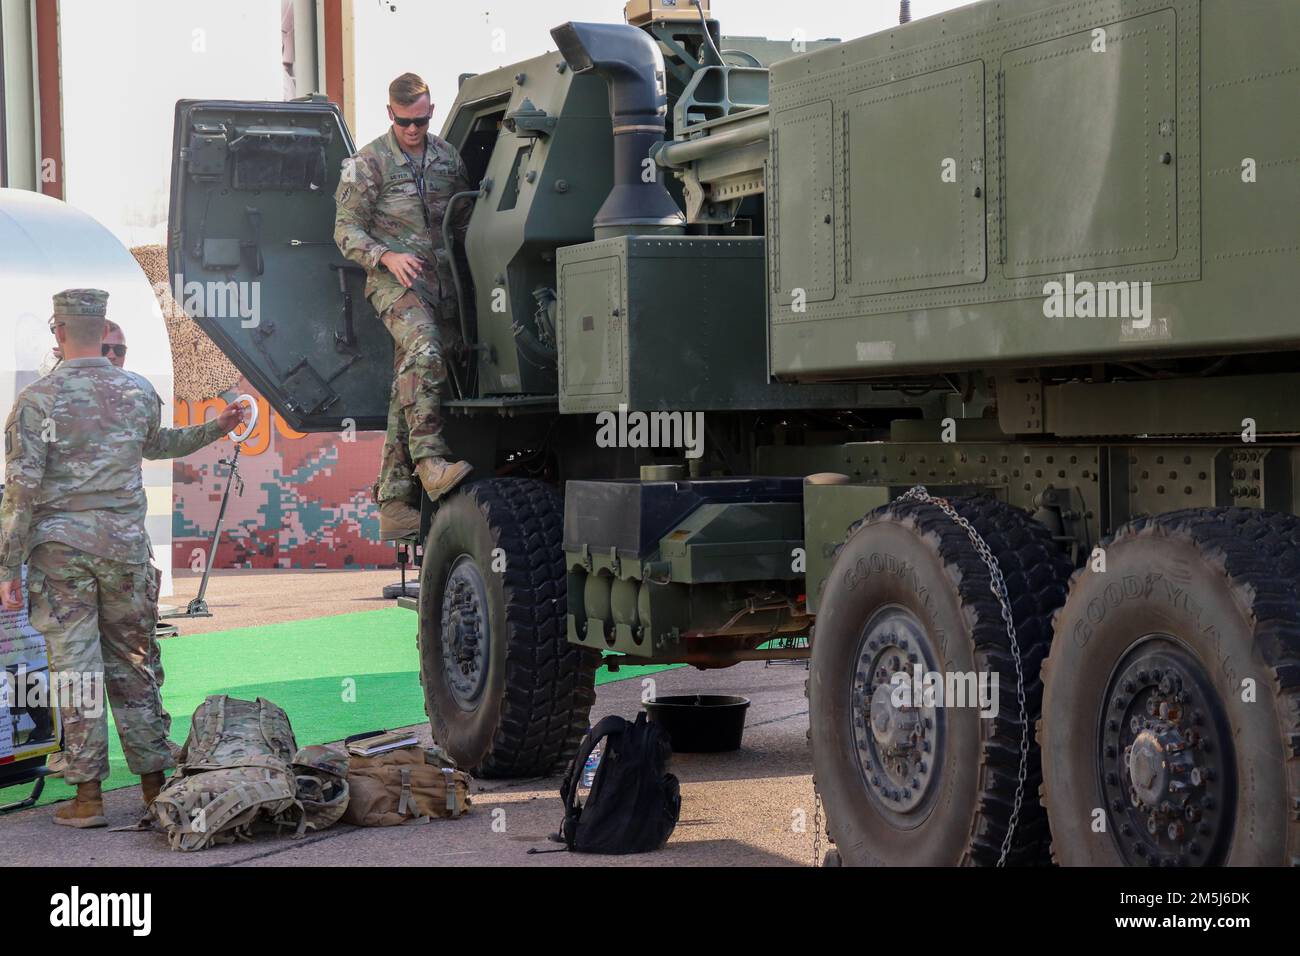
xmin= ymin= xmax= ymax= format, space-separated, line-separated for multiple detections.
xmin=900 ymin=1 xmax=912 ymax=24
xmin=551 ymin=21 xmax=685 ymax=238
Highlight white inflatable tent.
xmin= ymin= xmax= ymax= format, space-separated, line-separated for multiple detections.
xmin=0 ymin=187 xmax=176 ymax=596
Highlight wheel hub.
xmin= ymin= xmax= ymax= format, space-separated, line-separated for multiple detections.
xmin=440 ymin=556 xmax=491 ymax=709
xmin=1100 ymin=642 xmax=1234 ymax=865
xmin=851 ymin=607 xmax=942 ymax=818
xmin=870 ymin=682 xmax=921 ymax=752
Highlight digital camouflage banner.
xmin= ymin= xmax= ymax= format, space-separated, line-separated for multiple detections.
xmin=171 ymin=380 xmax=398 ymax=571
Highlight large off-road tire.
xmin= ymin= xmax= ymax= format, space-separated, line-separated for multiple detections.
xmin=811 ymin=495 xmax=1072 ymax=866
xmin=418 ymin=478 xmax=599 ymax=778
xmin=1040 ymin=508 xmax=1300 ymax=866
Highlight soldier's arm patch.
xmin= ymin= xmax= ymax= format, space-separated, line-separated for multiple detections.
xmin=4 ymin=421 xmax=17 ymax=458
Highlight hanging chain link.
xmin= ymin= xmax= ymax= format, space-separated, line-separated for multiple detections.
xmin=812 ymin=782 xmax=823 ymax=867
xmin=897 ymin=485 xmax=1028 ymax=867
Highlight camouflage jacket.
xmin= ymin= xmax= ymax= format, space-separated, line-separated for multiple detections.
xmin=333 ymin=127 xmax=473 ymax=315
xmin=0 ymin=357 xmax=226 ymax=573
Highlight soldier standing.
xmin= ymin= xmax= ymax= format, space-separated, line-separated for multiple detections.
xmin=0 ymin=289 xmax=248 ymax=828
xmin=334 ymin=72 xmax=474 ymax=542
xmin=94 ymin=321 xmax=193 ymax=743
xmin=40 ymin=319 xmax=195 ymax=779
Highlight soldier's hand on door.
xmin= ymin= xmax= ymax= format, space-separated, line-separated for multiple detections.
xmin=0 ymin=578 xmax=22 ymax=611
xmin=380 ymin=251 xmax=424 ymax=288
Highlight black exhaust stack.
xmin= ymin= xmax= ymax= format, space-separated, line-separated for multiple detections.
xmin=551 ymin=22 xmax=685 ymax=238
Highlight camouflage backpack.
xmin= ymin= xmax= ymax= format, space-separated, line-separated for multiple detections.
xmin=150 ymin=755 xmax=305 ymax=851
xmin=179 ymin=695 xmax=298 ymax=769
xmin=148 ymin=696 xmax=305 ymax=851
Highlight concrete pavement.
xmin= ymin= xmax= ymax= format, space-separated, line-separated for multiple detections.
xmin=2 ymin=660 xmax=818 ymax=867
xmin=162 ymin=568 xmax=405 ymax=635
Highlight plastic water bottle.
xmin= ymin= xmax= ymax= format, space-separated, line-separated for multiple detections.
xmin=581 ymin=744 xmax=602 ymax=788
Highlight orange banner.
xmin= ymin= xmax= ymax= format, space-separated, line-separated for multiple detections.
xmin=173 ymin=393 xmax=306 ymax=456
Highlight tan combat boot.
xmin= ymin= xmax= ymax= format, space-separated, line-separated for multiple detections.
xmin=379 ymin=499 xmax=422 ymax=541
xmin=415 ymin=458 xmax=473 ymax=501
xmin=53 ymin=781 xmax=108 ymax=829
xmin=141 ymin=772 xmax=167 ymax=808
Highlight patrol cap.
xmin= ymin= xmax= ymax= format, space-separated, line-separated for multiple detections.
xmin=52 ymin=288 xmax=109 ymax=318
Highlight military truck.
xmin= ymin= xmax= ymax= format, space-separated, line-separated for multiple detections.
xmin=167 ymin=0 xmax=1299 ymax=866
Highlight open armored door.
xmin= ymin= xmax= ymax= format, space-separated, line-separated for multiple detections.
xmin=168 ymin=98 xmax=389 ymax=431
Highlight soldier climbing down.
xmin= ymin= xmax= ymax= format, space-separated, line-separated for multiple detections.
xmin=334 ymin=71 xmax=475 ymax=542
xmin=0 ymin=289 xmax=249 ymax=828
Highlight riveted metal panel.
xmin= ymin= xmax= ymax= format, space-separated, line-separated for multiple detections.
xmin=1200 ymin=0 xmax=1300 ymax=268
xmin=770 ymin=100 xmax=836 ymax=304
xmin=766 ymin=0 xmax=1231 ymax=380
xmin=1003 ymin=9 xmax=1177 ymax=277
xmin=558 ymin=254 xmax=624 ymax=398
xmin=845 ymin=61 xmax=986 ymax=295
xmin=557 ymin=237 xmax=857 ymax=414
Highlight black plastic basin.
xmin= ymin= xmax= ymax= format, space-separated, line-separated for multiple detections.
xmin=643 ymin=695 xmax=751 ymax=752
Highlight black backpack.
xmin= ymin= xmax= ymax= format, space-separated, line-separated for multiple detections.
xmin=558 ymin=713 xmax=681 ymax=854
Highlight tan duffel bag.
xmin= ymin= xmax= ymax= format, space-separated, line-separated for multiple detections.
xmin=342 ymin=747 xmax=472 ymax=826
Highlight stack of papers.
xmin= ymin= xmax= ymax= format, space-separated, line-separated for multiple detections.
xmin=346 ymin=730 xmax=420 ymax=757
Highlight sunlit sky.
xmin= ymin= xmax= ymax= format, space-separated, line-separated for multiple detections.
xmin=353 ymin=0 xmax=980 ymax=144
xmin=54 ymin=0 xmax=977 ymax=244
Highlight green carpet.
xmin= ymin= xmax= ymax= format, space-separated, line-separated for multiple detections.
xmin=19 ymin=607 xmax=678 ymax=807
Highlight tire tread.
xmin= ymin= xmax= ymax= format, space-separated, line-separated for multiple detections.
xmin=820 ymin=494 xmax=1072 ymax=865
xmin=426 ymin=478 xmax=599 ymax=779
xmin=1039 ymin=507 xmax=1300 ymax=865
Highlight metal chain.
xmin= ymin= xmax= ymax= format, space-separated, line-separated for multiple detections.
xmin=897 ymin=485 xmax=1028 ymax=867
xmin=812 ymin=783 xmax=823 ymax=868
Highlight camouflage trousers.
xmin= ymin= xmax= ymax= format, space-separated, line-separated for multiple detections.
xmin=375 ymin=289 xmax=460 ymax=504
xmin=149 ymin=635 xmax=172 ymax=738
xmin=26 ymin=542 xmax=172 ymax=785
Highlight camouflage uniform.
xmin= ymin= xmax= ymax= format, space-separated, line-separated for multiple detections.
xmin=0 ymin=293 xmax=227 ymax=785
xmin=334 ymin=127 xmax=472 ymax=505
xmin=35 ymin=353 xmax=212 ymax=743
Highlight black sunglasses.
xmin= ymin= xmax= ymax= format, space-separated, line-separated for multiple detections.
xmin=391 ymin=112 xmax=432 ymax=128
xmin=102 ymin=344 xmax=127 ymax=358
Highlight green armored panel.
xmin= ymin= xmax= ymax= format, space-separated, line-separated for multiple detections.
xmin=801 ymin=482 xmax=890 ymax=615
xmin=1003 ymin=9 xmax=1177 ymax=276
xmin=562 ymin=478 xmax=807 ymax=657
xmin=844 ymin=61 xmax=986 ymax=295
xmin=767 ymin=0 xmax=1300 ymax=380
xmin=443 ymin=52 xmax=615 ymax=397
xmin=558 ymin=236 xmax=856 ymax=413
xmin=771 ymin=101 xmax=835 ymax=303
xmin=558 ymin=256 xmax=624 ymax=399
xmin=657 ymin=501 xmax=804 ymax=584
